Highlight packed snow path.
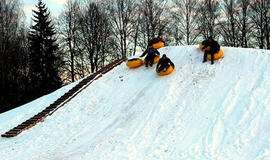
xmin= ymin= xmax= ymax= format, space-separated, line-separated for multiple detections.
xmin=1 ymin=46 xmax=270 ymax=159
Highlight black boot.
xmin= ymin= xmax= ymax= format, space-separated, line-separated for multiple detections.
xmin=150 ymin=57 xmax=154 ymax=67
xmin=203 ymin=53 xmax=207 ymax=63
xmin=145 ymin=59 xmax=149 ymax=67
xmin=211 ymin=53 xmax=214 ymax=65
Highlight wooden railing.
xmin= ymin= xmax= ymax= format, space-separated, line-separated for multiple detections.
xmin=1 ymin=58 xmax=126 ymax=138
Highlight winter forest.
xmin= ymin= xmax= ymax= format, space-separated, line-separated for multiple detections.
xmin=0 ymin=0 xmax=269 ymax=113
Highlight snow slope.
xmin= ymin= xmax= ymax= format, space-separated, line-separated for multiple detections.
xmin=1 ymin=46 xmax=270 ymax=160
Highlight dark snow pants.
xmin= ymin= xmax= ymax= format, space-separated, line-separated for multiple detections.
xmin=204 ymin=50 xmax=218 ymax=65
xmin=145 ymin=54 xmax=155 ymax=67
xmin=157 ymin=64 xmax=169 ymax=73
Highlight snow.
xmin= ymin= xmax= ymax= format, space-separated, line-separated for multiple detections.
xmin=1 ymin=45 xmax=270 ymax=160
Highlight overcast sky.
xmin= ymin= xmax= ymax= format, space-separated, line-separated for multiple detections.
xmin=22 ymin=0 xmax=67 ymax=24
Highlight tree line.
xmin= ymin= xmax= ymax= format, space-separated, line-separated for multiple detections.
xmin=0 ymin=0 xmax=269 ymax=113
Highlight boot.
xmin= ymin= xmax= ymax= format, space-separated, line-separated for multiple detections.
xmin=211 ymin=53 xmax=214 ymax=65
xmin=203 ymin=53 xmax=207 ymax=63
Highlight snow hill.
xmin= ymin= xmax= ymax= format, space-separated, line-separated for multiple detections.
xmin=1 ymin=46 xmax=270 ymax=160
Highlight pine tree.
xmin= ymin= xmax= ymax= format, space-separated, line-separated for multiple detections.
xmin=28 ymin=0 xmax=62 ymax=96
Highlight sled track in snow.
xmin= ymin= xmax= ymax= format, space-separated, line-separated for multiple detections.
xmin=1 ymin=58 xmax=126 ymax=138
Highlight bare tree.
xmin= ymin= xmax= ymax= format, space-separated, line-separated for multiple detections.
xmin=250 ymin=0 xmax=270 ymax=49
xmin=130 ymin=3 xmax=142 ymax=56
xmin=264 ymin=2 xmax=270 ymax=49
xmin=197 ymin=0 xmax=221 ymax=39
xmin=58 ymin=0 xmax=81 ymax=82
xmin=108 ymin=0 xmax=137 ymax=58
xmin=219 ymin=0 xmax=240 ymax=47
xmin=137 ymin=0 xmax=170 ymax=48
xmin=237 ymin=0 xmax=252 ymax=48
xmin=79 ymin=1 xmax=114 ymax=72
xmin=172 ymin=0 xmax=200 ymax=45
xmin=0 ymin=0 xmax=30 ymax=112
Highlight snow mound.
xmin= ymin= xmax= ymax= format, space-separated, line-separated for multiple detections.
xmin=1 ymin=45 xmax=270 ymax=160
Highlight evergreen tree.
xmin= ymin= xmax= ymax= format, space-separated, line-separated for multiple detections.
xmin=28 ymin=0 xmax=62 ymax=97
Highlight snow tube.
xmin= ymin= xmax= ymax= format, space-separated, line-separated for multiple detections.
xmin=207 ymin=49 xmax=224 ymax=60
xmin=144 ymin=55 xmax=160 ymax=65
xmin=199 ymin=43 xmax=210 ymax=52
xmin=126 ymin=58 xmax=143 ymax=68
xmin=157 ymin=65 xmax=174 ymax=76
xmin=152 ymin=41 xmax=165 ymax=49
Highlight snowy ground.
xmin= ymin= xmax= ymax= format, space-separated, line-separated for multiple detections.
xmin=1 ymin=46 xmax=270 ymax=160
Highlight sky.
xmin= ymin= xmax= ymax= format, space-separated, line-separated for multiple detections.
xmin=22 ymin=0 xmax=67 ymax=24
